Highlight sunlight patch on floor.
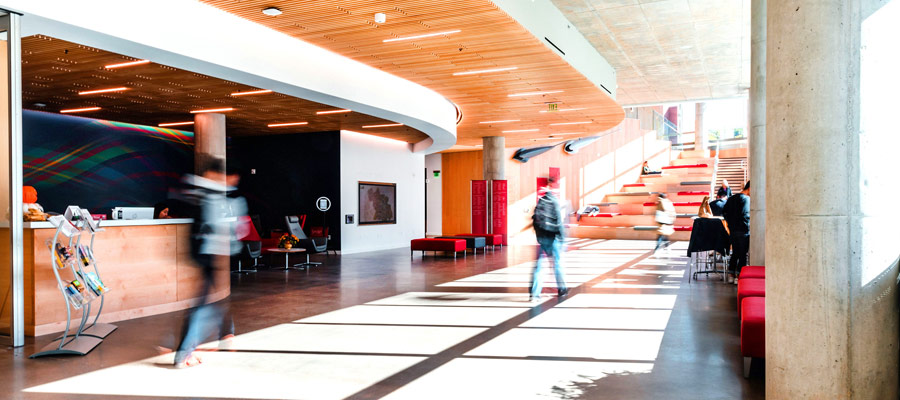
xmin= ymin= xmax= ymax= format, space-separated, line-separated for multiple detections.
xmin=382 ymin=358 xmax=652 ymax=400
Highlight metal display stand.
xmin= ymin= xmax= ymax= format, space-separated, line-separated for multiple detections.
xmin=31 ymin=207 xmax=114 ymax=358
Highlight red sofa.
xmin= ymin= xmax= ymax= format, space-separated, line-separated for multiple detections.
xmin=741 ymin=296 xmax=765 ymax=378
xmin=410 ymin=238 xmax=466 ymax=258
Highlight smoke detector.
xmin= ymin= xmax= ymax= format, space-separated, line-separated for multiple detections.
xmin=374 ymin=12 xmax=386 ymax=23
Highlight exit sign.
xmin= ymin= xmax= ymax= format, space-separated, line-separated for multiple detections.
xmin=547 ymin=102 xmax=559 ymax=112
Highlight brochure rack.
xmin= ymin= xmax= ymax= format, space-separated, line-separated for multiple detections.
xmin=30 ymin=207 xmax=116 ymax=358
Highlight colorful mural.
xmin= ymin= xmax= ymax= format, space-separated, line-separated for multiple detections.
xmin=23 ymin=110 xmax=194 ymax=214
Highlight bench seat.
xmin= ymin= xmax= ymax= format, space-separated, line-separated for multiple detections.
xmin=741 ymin=296 xmax=765 ymax=378
xmin=740 ymin=265 xmax=765 ymax=280
xmin=411 ymin=238 xmax=466 ymax=258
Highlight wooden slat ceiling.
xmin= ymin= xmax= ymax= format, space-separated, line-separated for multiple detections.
xmin=200 ymin=0 xmax=625 ymax=148
xmin=20 ymin=35 xmax=428 ymax=142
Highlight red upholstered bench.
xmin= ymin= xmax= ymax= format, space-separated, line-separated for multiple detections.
xmin=411 ymin=238 xmax=466 ymax=259
xmin=737 ymin=278 xmax=765 ymax=314
xmin=456 ymin=233 xmax=504 ymax=248
xmin=740 ymin=265 xmax=765 ymax=280
xmin=741 ymin=296 xmax=765 ymax=378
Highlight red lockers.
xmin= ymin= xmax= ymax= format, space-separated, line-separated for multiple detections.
xmin=491 ymin=180 xmax=508 ymax=245
xmin=471 ymin=179 xmax=507 ymax=245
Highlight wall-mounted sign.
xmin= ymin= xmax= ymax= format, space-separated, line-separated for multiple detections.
xmin=316 ymin=196 xmax=332 ymax=212
xmin=433 ymin=170 xmax=441 ymax=178
xmin=345 ymin=214 xmax=355 ymax=224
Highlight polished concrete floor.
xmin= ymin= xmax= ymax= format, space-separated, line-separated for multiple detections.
xmin=1 ymin=239 xmax=765 ymax=399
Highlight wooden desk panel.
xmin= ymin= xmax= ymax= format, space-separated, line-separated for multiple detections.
xmin=25 ymin=223 xmax=229 ymax=336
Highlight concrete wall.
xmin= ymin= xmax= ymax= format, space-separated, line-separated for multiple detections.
xmin=340 ymin=131 xmax=425 ymax=254
xmin=425 ymin=153 xmax=442 ymax=236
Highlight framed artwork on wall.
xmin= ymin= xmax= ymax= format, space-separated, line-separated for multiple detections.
xmin=358 ymin=182 xmax=396 ymax=225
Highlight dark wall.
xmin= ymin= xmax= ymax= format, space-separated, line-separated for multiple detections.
xmin=22 ymin=110 xmax=194 ymax=214
xmin=227 ymin=131 xmax=341 ymax=250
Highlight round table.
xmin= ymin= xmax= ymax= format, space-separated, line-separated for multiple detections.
xmin=265 ymin=248 xmax=308 ymax=270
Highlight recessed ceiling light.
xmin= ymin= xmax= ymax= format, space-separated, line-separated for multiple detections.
xmin=32 ymin=103 xmax=46 ymax=108
xmin=60 ymin=107 xmax=101 ymax=113
xmin=549 ymin=121 xmax=591 ymax=126
xmin=190 ymin=107 xmax=235 ymax=114
xmin=383 ymin=30 xmax=461 ymax=43
xmin=362 ymin=123 xmax=404 ymax=128
xmin=508 ymin=90 xmax=564 ymax=97
xmin=231 ymin=89 xmax=272 ymax=96
xmin=539 ymin=108 xmax=586 ymax=113
xmin=78 ymin=87 xmax=129 ymax=95
xmin=453 ymin=66 xmax=518 ymax=76
xmin=374 ymin=12 xmax=387 ymax=23
xmin=316 ymin=109 xmax=352 ymax=115
xmin=262 ymin=7 xmax=282 ymax=16
xmin=104 ymin=59 xmax=150 ymax=69
xmin=479 ymin=119 xmax=520 ymax=124
xmin=502 ymin=129 xmax=539 ymax=133
xmin=268 ymin=122 xmax=309 ymax=127
xmin=159 ymin=121 xmax=195 ymax=127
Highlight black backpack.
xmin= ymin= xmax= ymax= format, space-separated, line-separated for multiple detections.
xmin=533 ymin=194 xmax=559 ymax=233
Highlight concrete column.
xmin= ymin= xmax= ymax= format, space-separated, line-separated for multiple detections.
xmin=694 ymin=102 xmax=707 ymax=152
xmin=766 ymin=1 xmax=898 ymax=398
xmin=482 ymin=136 xmax=505 ymax=180
xmin=748 ymin=0 xmax=766 ymax=266
xmin=193 ymin=113 xmax=226 ymax=174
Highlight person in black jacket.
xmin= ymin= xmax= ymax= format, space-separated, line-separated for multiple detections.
xmin=722 ymin=181 xmax=751 ymax=282
xmin=709 ymin=188 xmax=728 ymax=217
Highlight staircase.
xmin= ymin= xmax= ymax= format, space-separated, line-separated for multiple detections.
xmin=569 ymin=149 xmax=717 ymax=241
xmin=715 ymin=157 xmax=747 ymax=192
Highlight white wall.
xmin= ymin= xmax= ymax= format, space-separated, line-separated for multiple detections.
xmin=425 ymin=154 xmax=442 ymax=236
xmin=340 ymin=131 xmax=425 ymax=254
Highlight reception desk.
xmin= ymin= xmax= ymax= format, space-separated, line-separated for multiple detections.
xmin=23 ymin=219 xmax=230 ymax=336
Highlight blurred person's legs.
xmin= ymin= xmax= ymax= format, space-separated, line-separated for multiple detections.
xmin=174 ymin=255 xmax=233 ymax=365
xmin=551 ymin=237 xmax=568 ymax=296
xmin=530 ymin=235 xmax=554 ymax=300
xmin=654 ymin=234 xmax=669 ymax=251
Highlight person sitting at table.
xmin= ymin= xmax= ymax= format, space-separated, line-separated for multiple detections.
xmin=720 ymin=179 xmax=733 ymax=198
xmin=709 ymin=188 xmax=728 ymax=217
xmin=698 ymin=195 xmax=714 ymax=218
xmin=642 ymin=161 xmax=662 ymax=175
xmin=154 ymin=202 xmax=172 ymax=219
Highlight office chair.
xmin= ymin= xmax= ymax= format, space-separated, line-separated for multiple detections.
xmin=285 ymin=215 xmax=327 ymax=268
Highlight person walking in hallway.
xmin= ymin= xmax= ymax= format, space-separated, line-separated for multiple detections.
xmin=169 ymin=156 xmax=242 ymax=368
xmin=723 ymin=181 xmax=751 ymax=283
xmin=653 ymin=193 xmax=676 ymax=255
xmin=530 ymin=176 xmax=568 ymax=302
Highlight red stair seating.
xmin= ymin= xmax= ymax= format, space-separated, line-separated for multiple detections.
xmin=661 ymin=163 xmax=709 ymax=169
xmin=740 ymin=265 xmax=765 ymax=280
xmin=741 ymin=296 xmax=765 ymax=378
xmin=642 ymin=202 xmax=702 ymax=207
xmin=623 ymin=183 xmax=646 ymax=187
xmin=737 ymin=278 xmax=765 ymax=314
xmin=411 ymin=238 xmax=466 ymax=258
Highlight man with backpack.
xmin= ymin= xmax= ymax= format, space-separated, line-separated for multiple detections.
xmin=530 ymin=176 xmax=568 ymax=302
